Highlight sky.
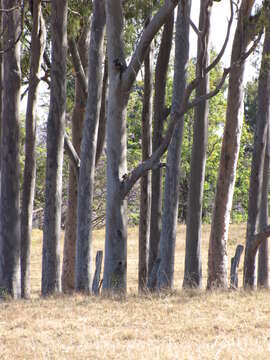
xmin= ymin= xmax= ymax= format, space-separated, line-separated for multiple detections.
xmin=190 ymin=0 xmax=263 ymax=82
xmin=190 ymin=1 xmax=235 ymax=65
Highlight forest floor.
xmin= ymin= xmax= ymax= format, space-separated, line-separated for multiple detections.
xmin=1 ymin=224 xmax=270 ymax=359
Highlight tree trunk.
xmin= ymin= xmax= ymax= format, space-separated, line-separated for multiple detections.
xmin=42 ymin=0 xmax=67 ymax=296
xmin=62 ymin=26 xmax=90 ymax=293
xmin=183 ymin=0 xmax=211 ymax=289
xmin=138 ymin=19 xmax=153 ymax=292
xmin=21 ymin=0 xmax=46 ymax=299
xmin=244 ymin=19 xmax=270 ymax=288
xmin=103 ymin=0 xmax=181 ymax=293
xmin=103 ymin=87 xmax=128 ymax=291
xmin=96 ymin=58 xmax=108 ymax=165
xmin=75 ymin=0 xmax=106 ymax=292
xmin=207 ymin=0 xmax=255 ymax=289
xmin=0 ymin=10 xmax=2 ymax=175
xmin=157 ymin=1 xmax=191 ymax=290
xmin=148 ymin=12 xmax=174 ymax=284
xmin=257 ymin=130 xmax=270 ymax=288
xmin=0 ymin=0 xmax=21 ymax=299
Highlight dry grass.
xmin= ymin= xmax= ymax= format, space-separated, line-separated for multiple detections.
xmin=1 ymin=224 xmax=270 ymax=359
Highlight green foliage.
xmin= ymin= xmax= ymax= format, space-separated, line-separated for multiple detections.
xmin=67 ymin=1 xmax=91 ymax=39
xmin=244 ymin=78 xmax=258 ymax=131
xmin=231 ymin=121 xmax=253 ymax=222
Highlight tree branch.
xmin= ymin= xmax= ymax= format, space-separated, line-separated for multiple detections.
xmin=64 ymin=133 xmax=80 ymax=177
xmin=251 ymin=225 xmax=270 ymax=253
xmin=43 ymin=51 xmax=51 ymax=69
xmin=120 ymin=3 xmax=261 ymax=199
xmin=68 ymin=38 xmax=88 ymax=100
xmin=122 ymin=0 xmax=178 ymax=91
xmin=0 ymin=5 xmax=19 ymax=12
xmin=0 ymin=0 xmax=25 ymax=54
xmin=205 ymin=0 xmax=234 ymax=74
xmin=189 ymin=18 xmax=200 ymax=37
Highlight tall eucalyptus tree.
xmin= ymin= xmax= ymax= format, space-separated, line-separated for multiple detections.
xmin=138 ymin=16 xmax=153 ymax=292
xmin=0 ymin=0 xmax=21 ymax=299
xmin=157 ymin=0 xmax=191 ymax=290
xmin=62 ymin=21 xmax=90 ymax=293
xmin=103 ymin=0 xmax=179 ymax=292
xmin=244 ymin=11 xmax=270 ymax=288
xmin=21 ymin=0 xmax=46 ymax=299
xmin=75 ymin=0 xmax=106 ymax=292
xmin=148 ymin=11 xmax=174 ymax=288
xmin=257 ymin=132 xmax=270 ymax=288
xmin=183 ymin=0 xmax=211 ymax=289
xmin=42 ymin=0 xmax=67 ymax=295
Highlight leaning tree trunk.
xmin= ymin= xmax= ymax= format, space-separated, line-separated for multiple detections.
xmin=257 ymin=130 xmax=270 ymax=288
xmin=61 ymin=26 xmax=90 ymax=293
xmin=148 ymin=13 xmax=174 ymax=284
xmin=157 ymin=0 xmax=191 ymax=290
xmin=207 ymin=0 xmax=255 ymax=289
xmin=183 ymin=0 xmax=211 ymax=289
xmin=138 ymin=19 xmax=153 ymax=292
xmin=75 ymin=0 xmax=106 ymax=293
xmin=0 ymin=0 xmax=21 ymax=299
xmin=244 ymin=19 xmax=270 ymax=288
xmin=21 ymin=0 xmax=46 ymax=299
xmin=42 ymin=0 xmax=67 ymax=296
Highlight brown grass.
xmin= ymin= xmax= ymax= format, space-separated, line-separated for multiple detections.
xmin=1 ymin=224 xmax=270 ymax=359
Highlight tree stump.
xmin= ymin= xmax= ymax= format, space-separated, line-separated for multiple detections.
xmin=92 ymin=251 xmax=103 ymax=295
xmin=147 ymin=258 xmax=161 ymax=291
xmin=230 ymin=245 xmax=244 ymax=288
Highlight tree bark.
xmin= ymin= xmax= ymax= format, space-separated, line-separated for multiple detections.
xmin=42 ymin=0 xmax=67 ymax=295
xmin=157 ymin=0 xmax=191 ymax=290
xmin=75 ymin=0 xmax=106 ymax=293
xmin=207 ymin=0 xmax=255 ymax=289
xmin=244 ymin=17 xmax=270 ymax=288
xmin=0 ymin=0 xmax=21 ymax=299
xmin=139 ymin=17 xmax=153 ymax=292
xmin=183 ymin=0 xmax=211 ymax=289
xmin=257 ymin=130 xmax=270 ymax=288
xmin=148 ymin=12 xmax=174 ymax=285
xmin=21 ymin=0 xmax=46 ymax=299
xmin=61 ymin=25 xmax=90 ymax=293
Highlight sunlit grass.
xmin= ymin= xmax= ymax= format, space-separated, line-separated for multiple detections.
xmin=1 ymin=224 xmax=270 ymax=359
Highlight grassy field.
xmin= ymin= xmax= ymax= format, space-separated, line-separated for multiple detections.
xmin=1 ymin=224 xmax=270 ymax=359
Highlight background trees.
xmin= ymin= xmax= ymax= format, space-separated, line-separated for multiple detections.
xmin=0 ymin=0 xmax=269 ymax=299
